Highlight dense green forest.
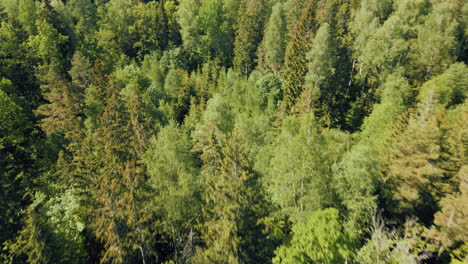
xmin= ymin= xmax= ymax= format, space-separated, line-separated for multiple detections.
xmin=0 ymin=0 xmax=467 ymax=263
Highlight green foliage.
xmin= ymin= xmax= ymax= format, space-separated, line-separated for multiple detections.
xmin=3 ymin=185 xmax=89 ymax=264
xmin=264 ymin=113 xmax=349 ymax=222
xmin=28 ymin=17 xmax=69 ymax=70
xmin=410 ymin=1 xmax=460 ymax=81
xmin=194 ymin=129 xmax=268 ymax=264
xmin=35 ymin=69 xmax=81 ymax=139
xmin=350 ymin=0 xmax=392 ymax=78
xmin=356 ymin=216 xmax=435 ymax=264
xmin=144 ymin=123 xmax=200 ymax=262
xmin=132 ymin=1 xmax=168 ymax=58
xmin=3 ymin=193 xmax=49 ymax=264
xmin=353 ymin=0 xmax=424 ymax=85
xmin=259 ymin=2 xmax=287 ymax=73
xmin=273 ymin=208 xmax=358 ymax=264
xmin=199 ymin=0 xmax=234 ymax=66
xmin=177 ymin=0 xmax=202 ymax=60
xmin=305 ymin=23 xmax=336 ymax=96
xmin=433 ymin=165 xmax=468 ymax=250
xmin=233 ymin=0 xmax=267 ymax=75
xmin=304 ymin=22 xmax=341 ymax=124
xmin=18 ymin=0 xmax=36 ymax=35
xmin=282 ymin=1 xmax=317 ymax=110
xmin=450 ymin=242 xmax=468 ymax=264
xmin=381 ymin=64 xmax=468 ymax=223
xmin=0 ymin=86 xmax=29 ymax=145
xmin=96 ymin=0 xmax=136 ymax=57
xmin=177 ymin=0 xmax=235 ymax=67
xmin=0 ymin=18 xmax=41 ymax=109
xmin=417 ymin=62 xmax=468 ymax=108
xmin=333 ymin=74 xmax=410 ymax=233
xmin=0 ymin=85 xmax=36 ymax=256
xmin=67 ymin=0 xmax=97 ymax=38
xmin=380 ymin=106 xmax=444 ymax=221
xmin=2 ymin=0 xmax=468 ymax=263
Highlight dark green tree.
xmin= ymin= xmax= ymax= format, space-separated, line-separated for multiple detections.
xmin=132 ymin=1 xmax=168 ymax=58
xmin=194 ymin=130 xmax=267 ymax=264
xmin=233 ymin=0 xmax=267 ymax=75
xmin=282 ymin=1 xmax=317 ymax=110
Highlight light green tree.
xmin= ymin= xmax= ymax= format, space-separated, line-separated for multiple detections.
xmin=264 ymin=113 xmax=349 ymax=222
xmin=177 ymin=0 xmax=202 ymax=59
xmin=259 ymin=2 xmax=287 ymax=73
xmin=333 ymin=73 xmax=410 ymax=234
xmin=17 ymin=0 xmax=36 ymax=35
xmin=410 ymin=1 xmax=459 ymax=81
xmin=144 ymin=123 xmax=201 ymax=262
xmin=356 ymin=216 xmax=435 ymax=264
xmin=273 ymin=208 xmax=358 ymax=264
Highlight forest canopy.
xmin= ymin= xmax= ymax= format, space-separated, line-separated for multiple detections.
xmin=0 ymin=0 xmax=467 ymax=263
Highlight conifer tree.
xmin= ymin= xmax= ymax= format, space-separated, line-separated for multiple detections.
xmin=380 ymin=105 xmax=444 ymax=223
xmin=233 ymin=0 xmax=267 ymax=75
xmin=282 ymin=1 xmax=317 ymax=110
xmin=0 ymin=17 xmax=40 ymax=109
xmin=433 ymin=164 xmax=468 ymax=258
xmin=83 ymin=71 xmax=150 ymax=263
xmin=194 ymin=130 xmax=265 ymax=263
xmin=30 ymin=2 xmax=78 ymax=140
xmin=284 ymin=0 xmax=305 ymax=30
xmin=35 ymin=70 xmax=80 ymax=138
xmin=132 ymin=1 xmax=168 ymax=58
xmin=3 ymin=194 xmax=49 ymax=264
xmin=0 ymin=85 xmax=37 ymax=262
xmin=433 ymin=102 xmax=468 ymax=258
xmin=380 ymin=65 xmax=467 ymax=223
xmin=17 ymin=0 xmax=36 ymax=35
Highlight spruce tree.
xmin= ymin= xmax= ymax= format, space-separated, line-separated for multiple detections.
xmin=81 ymin=70 xmax=150 ymax=263
xmin=199 ymin=0 xmax=234 ymax=66
xmin=282 ymin=1 xmax=317 ymax=110
xmin=233 ymin=0 xmax=267 ymax=76
xmin=17 ymin=0 xmax=36 ymax=35
xmin=194 ymin=130 xmax=265 ymax=263
xmin=381 ymin=63 xmax=468 ymax=223
xmin=132 ymin=1 xmax=168 ymax=58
